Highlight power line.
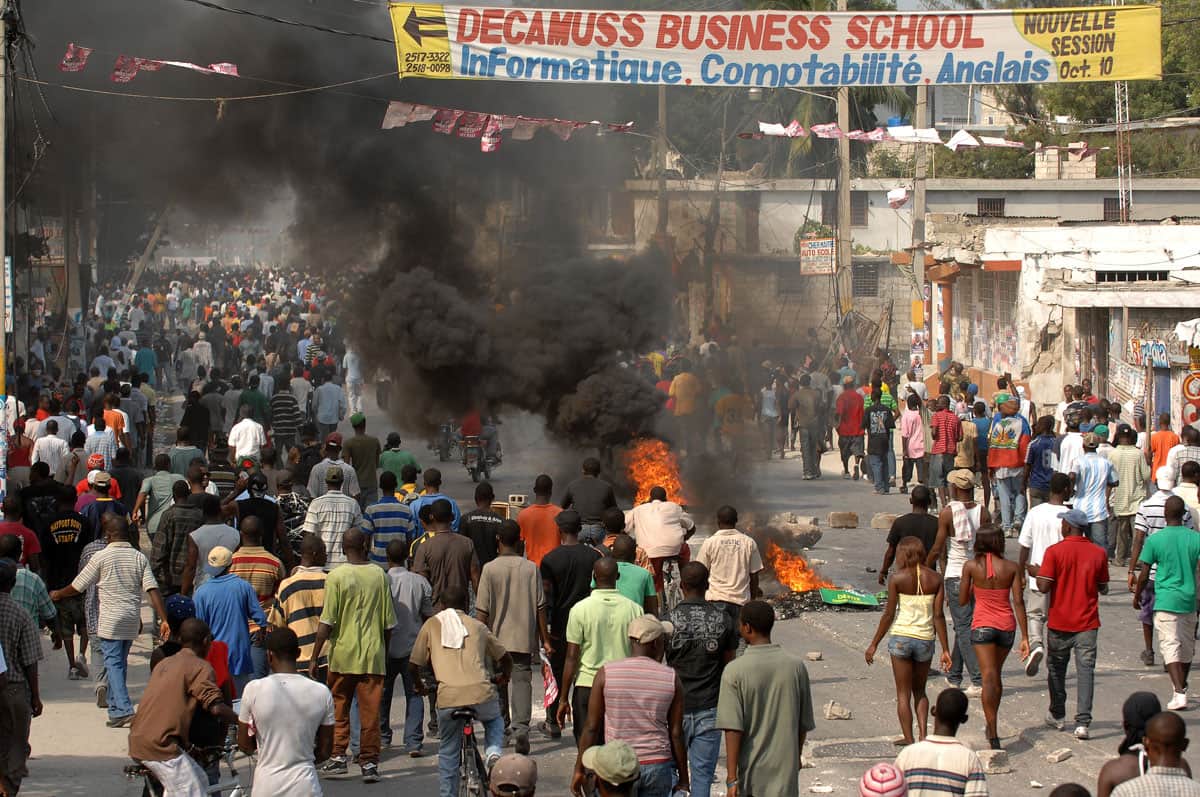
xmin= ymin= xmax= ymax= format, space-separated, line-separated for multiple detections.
xmin=15 ymin=71 xmax=397 ymax=102
xmin=173 ymin=0 xmax=393 ymax=43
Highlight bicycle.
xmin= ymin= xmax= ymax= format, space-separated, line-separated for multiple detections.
xmin=125 ymin=742 xmax=252 ymax=796
xmin=454 ymin=707 xmax=489 ymax=797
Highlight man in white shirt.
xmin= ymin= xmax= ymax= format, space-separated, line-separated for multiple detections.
xmin=1017 ymin=472 xmax=1070 ymax=677
xmin=625 ymin=486 xmax=695 ymax=612
xmin=228 ymin=406 xmax=267 ymax=465
xmin=31 ymin=420 xmax=71 ymax=479
xmin=238 ymin=627 xmax=334 ymax=796
xmin=1058 ymin=418 xmax=1085 ymax=477
xmin=695 ymin=504 xmax=764 ymax=625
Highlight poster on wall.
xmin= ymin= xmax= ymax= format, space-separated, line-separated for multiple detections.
xmin=798 ymin=237 xmax=835 ymax=276
xmin=910 ymin=330 xmax=928 ymax=380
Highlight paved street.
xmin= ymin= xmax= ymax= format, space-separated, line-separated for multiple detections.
xmin=22 ymin=396 xmax=1181 ymax=796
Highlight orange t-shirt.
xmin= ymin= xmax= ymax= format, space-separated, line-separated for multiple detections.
xmin=103 ymin=409 xmax=126 ymax=441
xmin=1152 ymin=429 xmax=1180 ymax=474
xmin=517 ymin=503 xmax=562 ymax=568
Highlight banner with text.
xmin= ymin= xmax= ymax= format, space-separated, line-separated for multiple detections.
xmin=387 ymin=4 xmax=1161 ymax=87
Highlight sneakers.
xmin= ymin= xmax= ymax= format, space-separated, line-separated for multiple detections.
xmin=96 ymin=685 xmax=108 ymax=709
xmin=1074 ymin=725 xmax=1090 ymax=740
xmin=852 ymin=466 xmax=860 ymax=481
xmin=68 ymin=666 xmax=83 ymax=681
xmin=427 ymin=718 xmax=439 ymax=735
xmin=405 ymin=746 xmax=424 ymax=758
xmin=537 ymin=720 xmax=561 ymax=739
xmin=1168 ymin=691 xmax=1190 ymax=711
xmin=842 ymin=471 xmax=851 ymax=480
xmin=964 ymin=685 xmax=983 ymax=698
xmin=106 ymin=714 xmax=134 ymax=728
xmin=1045 ymin=712 xmax=1065 ymax=731
xmin=486 ymin=752 xmax=501 ymax=772
xmin=1025 ymin=646 xmax=1045 ymax=677
xmin=319 ymin=757 xmax=349 ymax=777
xmin=1141 ymin=649 xmax=1156 ymax=667
xmin=515 ymin=732 xmax=531 ymax=755
xmin=361 ymin=763 xmax=380 ymax=784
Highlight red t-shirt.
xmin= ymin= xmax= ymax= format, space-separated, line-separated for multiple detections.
xmin=461 ymin=411 xmax=482 ymax=437
xmin=1039 ymin=535 xmax=1109 ymax=633
xmin=518 ymin=503 xmax=562 ymax=568
xmin=0 ymin=520 xmax=41 ymax=565
xmin=930 ymin=409 xmax=963 ymax=455
xmin=835 ymin=390 xmax=865 ymax=437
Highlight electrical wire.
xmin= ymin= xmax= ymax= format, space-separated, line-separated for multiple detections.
xmin=14 ymin=71 xmax=397 ymax=102
xmin=173 ymin=0 xmax=393 ymax=43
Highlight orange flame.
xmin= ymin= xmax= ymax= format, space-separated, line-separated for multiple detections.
xmin=624 ymin=438 xmax=688 ymax=505
xmin=766 ymin=540 xmax=834 ymax=592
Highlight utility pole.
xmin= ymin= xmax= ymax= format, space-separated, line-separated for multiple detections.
xmin=0 ymin=8 xmax=9 ymax=498
xmin=655 ymin=84 xmax=669 ymax=246
xmin=912 ymin=84 xmax=930 ymax=378
xmin=835 ymin=0 xmax=850 ymax=322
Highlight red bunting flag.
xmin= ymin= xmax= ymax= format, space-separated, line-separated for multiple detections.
xmin=59 ymin=43 xmax=92 ymax=72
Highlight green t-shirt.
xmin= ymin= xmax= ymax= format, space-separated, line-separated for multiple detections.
xmin=343 ymin=434 xmax=382 ymax=491
xmin=379 ymin=449 xmax=421 ymax=483
xmin=565 ymin=589 xmax=644 ymax=688
xmin=320 ymin=562 xmax=396 ymax=675
xmin=1139 ymin=525 xmax=1200 ymax=614
xmin=591 ymin=562 xmax=657 ymax=608
xmin=716 ymin=644 xmax=817 ymax=797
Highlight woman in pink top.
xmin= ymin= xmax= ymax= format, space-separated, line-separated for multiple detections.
xmin=959 ymin=526 xmax=1030 ymax=750
xmin=899 ymin=394 xmax=927 ymax=493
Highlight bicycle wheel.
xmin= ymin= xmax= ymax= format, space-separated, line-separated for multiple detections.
xmin=459 ymin=736 xmax=481 ymax=797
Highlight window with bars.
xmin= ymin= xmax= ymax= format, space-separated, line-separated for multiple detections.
xmin=852 ymin=262 xmax=879 ymax=297
xmin=821 ymin=192 xmax=869 ymax=227
xmin=1103 ymin=198 xmax=1123 ymax=222
xmin=1096 ymin=270 xmax=1169 ymax=283
xmin=977 ymin=198 xmax=1006 ymax=217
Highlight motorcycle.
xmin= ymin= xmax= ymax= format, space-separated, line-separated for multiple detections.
xmin=461 ymin=435 xmax=490 ymax=483
xmin=429 ymin=419 xmax=458 ymax=462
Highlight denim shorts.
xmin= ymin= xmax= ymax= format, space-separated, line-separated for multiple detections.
xmin=971 ymin=627 xmax=1015 ymax=648
xmin=888 ymin=636 xmax=935 ymax=662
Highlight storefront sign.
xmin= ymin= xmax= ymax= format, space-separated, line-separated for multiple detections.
xmin=1128 ymin=337 xmax=1171 ymax=369
xmin=799 ymin=237 xmax=835 ymax=276
xmin=1183 ymin=371 xmax=1200 ymax=429
xmin=388 ymin=4 xmax=1162 ymax=87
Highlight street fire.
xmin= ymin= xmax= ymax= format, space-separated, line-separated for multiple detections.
xmin=624 ymin=438 xmax=688 ymax=505
xmin=766 ymin=540 xmax=834 ymax=592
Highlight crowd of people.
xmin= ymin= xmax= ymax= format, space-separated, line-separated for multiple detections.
xmin=2 ymin=274 xmax=1199 ymax=797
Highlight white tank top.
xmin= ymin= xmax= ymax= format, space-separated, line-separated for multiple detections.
xmin=944 ymin=501 xmax=982 ymax=579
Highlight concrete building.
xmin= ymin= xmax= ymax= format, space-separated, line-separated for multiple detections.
xmin=924 ymin=217 xmax=1200 ymax=425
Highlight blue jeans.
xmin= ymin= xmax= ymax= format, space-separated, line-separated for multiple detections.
xmin=869 ymin=453 xmax=889 ymax=493
xmin=250 ymin=640 xmax=269 ymax=680
xmin=99 ymin=638 xmax=133 ymax=719
xmin=382 ymin=656 xmax=424 ymax=750
xmin=639 ymin=761 xmax=677 ymax=797
xmin=683 ymin=707 xmax=720 ymax=797
xmin=1088 ymin=520 xmax=1110 ymax=555
xmin=944 ymin=578 xmax=981 ymax=687
xmin=993 ymin=475 xmax=1027 ymax=533
xmin=437 ymin=699 xmax=504 ymax=797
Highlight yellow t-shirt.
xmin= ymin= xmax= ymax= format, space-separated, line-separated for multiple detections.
xmin=670 ymin=372 xmax=703 ymax=416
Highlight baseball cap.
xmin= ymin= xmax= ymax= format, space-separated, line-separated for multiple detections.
xmin=205 ymin=545 xmax=233 ymax=575
xmin=1058 ymin=508 xmax=1089 ymax=530
xmin=325 ymin=467 xmax=345 ymax=485
xmin=947 ymin=469 xmax=975 ymax=490
xmin=165 ymin=594 xmax=197 ymax=624
xmin=349 ymin=412 xmax=366 ymax=427
xmin=581 ymin=741 xmax=639 ymax=785
xmin=628 ymin=614 xmax=674 ymax=644
xmin=248 ymin=472 xmax=268 ymax=497
xmin=1082 ymin=432 xmax=1102 ymax=449
xmin=489 ymin=754 xmax=537 ymax=795
xmin=1093 ymin=424 xmax=1110 ymax=439
xmin=1116 ymin=422 xmax=1134 ymax=440
xmin=1157 ymin=466 xmax=1176 ymax=491
xmin=967 ymin=383 xmax=979 ymax=395
xmin=324 ymin=432 xmax=343 ymax=448
xmin=1016 ymin=385 xmax=1026 ymax=396
xmin=859 ymin=762 xmax=907 ymax=797
xmin=842 ymin=375 xmax=856 ymax=385
xmin=93 ymin=471 xmax=112 ymax=486
xmin=87 ymin=453 xmax=106 ymax=470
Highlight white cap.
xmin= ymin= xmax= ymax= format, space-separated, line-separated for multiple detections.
xmin=1157 ymin=465 xmax=1176 ymax=491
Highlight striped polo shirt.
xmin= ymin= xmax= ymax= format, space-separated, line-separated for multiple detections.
xmin=895 ymin=734 xmax=988 ymax=796
xmin=361 ymin=497 xmax=416 ymax=566
xmin=229 ymin=545 xmax=285 ymax=610
xmin=267 ymin=566 xmax=327 ymax=668
xmin=601 ymin=656 xmax=676 ymax=765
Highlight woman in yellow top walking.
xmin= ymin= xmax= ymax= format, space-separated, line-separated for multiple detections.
xmin=866 ymin=537 xmax=953 ymax=745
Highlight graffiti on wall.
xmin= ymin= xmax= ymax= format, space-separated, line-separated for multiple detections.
xmin=1109 ymin=356 xmax=1147 ymax=403
xmin=1128 ymin=338 xmax=1171 ymax=369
